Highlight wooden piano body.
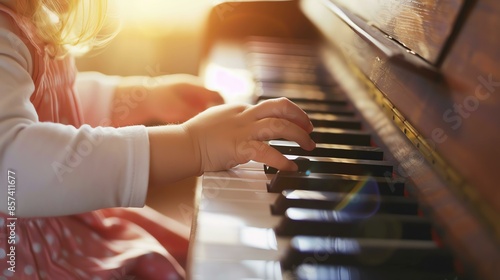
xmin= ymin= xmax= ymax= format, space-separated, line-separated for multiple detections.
xmin=188 ymin=0 xmax=500 ymax=279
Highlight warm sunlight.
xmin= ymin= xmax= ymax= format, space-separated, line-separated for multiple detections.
xmin=113 ymin=0 xmax=212 ymax=35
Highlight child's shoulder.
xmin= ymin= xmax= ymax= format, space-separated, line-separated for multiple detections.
xmin=0 ymin=4 xmax=44 ymax=64
xmin=0 ymin=5 xmax=19 ymax=32
xmin=0 ymin=5 xmax=31 ymax=44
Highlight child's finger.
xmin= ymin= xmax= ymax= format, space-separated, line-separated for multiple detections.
xmin=252 ymin=118 xmax=316 ymax=151
xmin=246 ymin=140 xmax=298 ymax=171
xmin=244 ymin=98 xmax=313 ymax=133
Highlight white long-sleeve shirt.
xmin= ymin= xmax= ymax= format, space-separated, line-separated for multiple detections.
xmin=0 ymin=17 xmax=150 ymax=217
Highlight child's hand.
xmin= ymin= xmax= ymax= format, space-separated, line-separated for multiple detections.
xmin=183 ymin=97 xmax=316 ymax=173
xmin=112 ymin=74 xmax=223 ymax=126
xmin=147 ymin=98 xmax=315 ymax=186
xmin=147 ymin=74 xmax=224 ymax=124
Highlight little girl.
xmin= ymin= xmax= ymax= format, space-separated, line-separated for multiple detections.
xmin=0 ymin=0 xmax=315 ymax=279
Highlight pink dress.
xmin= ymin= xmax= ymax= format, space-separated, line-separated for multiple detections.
xmin=0 ymin=6 xmax=187 ymax=280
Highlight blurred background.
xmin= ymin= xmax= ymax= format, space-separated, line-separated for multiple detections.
xmin=76 ymin=0 xmax=214 ymax=76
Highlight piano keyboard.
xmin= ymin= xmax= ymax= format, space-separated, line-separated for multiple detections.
xmin=189 ymin=37 xmax=465 ymax=280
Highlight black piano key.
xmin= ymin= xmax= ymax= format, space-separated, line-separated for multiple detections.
xmin=245 ymin=36 xmax=317 ymax=46
xmin=248 ymin=58 xmax=319 ymax=71
xmin=250 ymin=64 xmax=332 ymax=76
xmin=308 ymin=113 xmax=362 ymax=129
xmin=293 ymin=264 xmax=460 ymax=280
xmin=271 ymin=190 xmax=418 ymax=215
xmin=256 ymin=90 xmax=347 ymax=105
xmin=255 ymin=82 xmax=345 ymax=102
xmin=246 ymin=46 xmax=317 ymax=57
xmin=252 ymin=65 xmax=327 ymax=75
xmin=294 ymin=101 xmax=356 ymax=116
xmin=252 ymin=66 xmax=336 ymax=85
xmin=311 ymin=127 xmax=371 ymax=146
xmin=264 ymin=156 xmax=393 ymax=177
xmin=256 ymin=100 xmax=356 ymax=116
xmin=245 ymin=40 xmax=318 ymax=56
xmin=267 ymin=171 xmax=404 ymax=196
xmin=247 ymin=52 xmax=321 ymax=70
xmin=257 ymin=82 xmax=340 ymax=93
xmin=282 ymin=236 xmax=453 ymax=272
xmin=269 ymin=140 xmax=383 ymax=160
xmin=247 ymin=53 xmax=319 ymax=66
xmin=274 ymin=208 xmax=432 ymax=240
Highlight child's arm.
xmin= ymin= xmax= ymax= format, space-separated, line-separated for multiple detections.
xmin=0 ymin=28 xmax=151 ymax=217
xmin=76 ymin=72 xmax=224 ymax=127
xmin=111 ymin=74 xmax=224 ymax=126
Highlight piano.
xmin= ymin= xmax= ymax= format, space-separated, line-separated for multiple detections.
xmin=188 ymin=0 xmax=500 ymax=279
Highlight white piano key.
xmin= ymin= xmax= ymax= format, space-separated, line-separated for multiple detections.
xmin=200 ymin=199 xmax=273 ymax=216
xmin=204 ymin=168 xmax=269 ymax=182
xmin=201 ymin=189 xmax=278 ymax=203
xmin=237 ymin=160 xmax=267 ymax=170
xmin=192 ymin=260 xmax=283 ymax=280
xmin=196 ymin=243 xmax=280 ymax=261
xmin=196 ymin=211 xmax=281 ymax=229
xmin=202 ymin=177 xmax=269 ymax=192
xmin=194 ymin=222 xmax=290 ymax=258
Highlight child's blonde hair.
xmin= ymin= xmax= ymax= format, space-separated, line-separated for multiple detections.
xmin=5 ymin=0 xmax=115 ymax=57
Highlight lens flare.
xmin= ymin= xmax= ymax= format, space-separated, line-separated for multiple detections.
xmin=334 ymin=177 xmax=381 ymax=218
